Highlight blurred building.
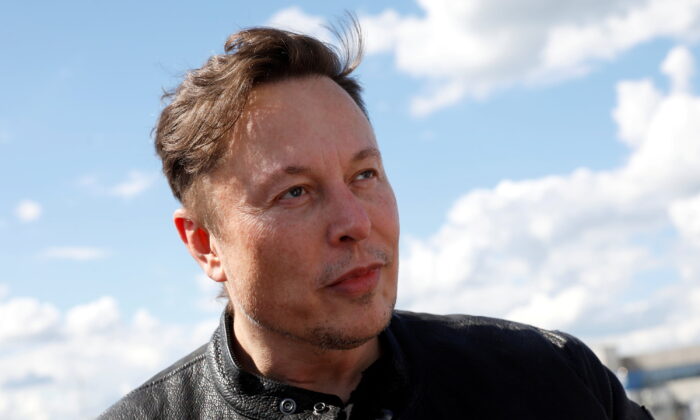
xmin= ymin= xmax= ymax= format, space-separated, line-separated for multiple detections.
xmin=598 ymin=345 xmax=700 ymax=420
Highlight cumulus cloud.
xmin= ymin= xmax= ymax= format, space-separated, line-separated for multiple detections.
xmin=271 ymin=1 xmax=700 ymax=115
xmin=662 ymin=45 xmax=696 ymax=93
xmin=670 ymin=193 xmax=700 ymax=244
xmin=0 ymin=292 xmax=217 ymax=420
xmin=0 ymin=297 xmax=60 ymax=343
xmin=397 ymin=46 xmax=700 ymax=354
xmin=14 ymin=200 xmax=42 ymax=223
xmin=266 ymin=6 xmax=332 ymax=43
xmin=612 ymin=79 xmax=662 ymax=148
xmin=65 ymin=297 xmax=120 ymax=336
xmin=41 ymin=246 xmax=108 ymax=261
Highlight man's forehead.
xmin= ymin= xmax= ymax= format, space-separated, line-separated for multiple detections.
xmin=241 ymin=76 xmax=366 ymax=129
xmin=227 ymin=78 xmax=374 ymax=157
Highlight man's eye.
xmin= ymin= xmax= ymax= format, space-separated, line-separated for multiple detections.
xmin=281 ymin=186 xmax=306 ymax=200
xmin=355 ymin=169 xmax=377 ymax=181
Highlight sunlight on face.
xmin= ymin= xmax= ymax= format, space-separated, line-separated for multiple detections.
xmin=208 ymin=76 xmax=400 ymax=349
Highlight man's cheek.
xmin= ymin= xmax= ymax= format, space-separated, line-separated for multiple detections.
xmin=255 ymin=237 xmax=310 ymax=276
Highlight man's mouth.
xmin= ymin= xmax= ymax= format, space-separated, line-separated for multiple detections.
xmin=326 ymin=263 xmax=383 ymax=297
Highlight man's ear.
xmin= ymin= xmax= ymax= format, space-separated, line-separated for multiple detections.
xmin=173 ymin=208 xmax=227 ymax=283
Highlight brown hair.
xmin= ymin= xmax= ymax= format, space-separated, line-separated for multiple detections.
xmin=155 ymin=22 xmax=365 ymax=230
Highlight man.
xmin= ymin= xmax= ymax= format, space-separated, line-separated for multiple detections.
xmin=100 ymin=24 xmax=654 ymax=419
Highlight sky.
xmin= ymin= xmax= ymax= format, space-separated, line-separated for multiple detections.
xmin=3 ymin=0 xmax=700 ymax=418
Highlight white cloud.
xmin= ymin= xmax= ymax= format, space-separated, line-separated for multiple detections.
xmin=612 ymin=79 xmax=662 ymax=148
xmin=41 ymin=246 xmax=108 ymax=261
xmin=670 ymin=193 xmax=700 ymax=244
xmin=397 ymin=46 xmax=700 ymax=352
xmin=592 ymin=280 xmax=700 ymax=354
xmin=271 ymin=1 xmax=700 ymax=115
xmin=15 ymin=200 xmax=42 ymax=223
xmin=410 ymin=79 xmax=469 ymax=118
xmin=662 ymin=45 xmax=696 ymax=93
xmin=540 ymin=0 xmax=700 ymax=74
xmin=266 ymin=6 xmax=332 ymax=43
xmin=109 ymin=171 xmax=156 ymax=199
xmin=0 ymin=293 xmax=217 ymax=420
xmin=79 ymin=171 xmax=156 ymax=200
xmin=65 ymin=297 xmax=120 ymax=336
xmin=0 ymin=297 xmax=60 ymax=343
xmin=359 ymin=9 xmax=403 ymax=54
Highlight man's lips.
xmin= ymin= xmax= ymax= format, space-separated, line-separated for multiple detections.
xmin=325 ymin=263 xmax=383 ymax=296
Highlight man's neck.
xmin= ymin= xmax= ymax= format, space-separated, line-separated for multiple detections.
xmin=231 ymin=313 xmax=380 ymax=403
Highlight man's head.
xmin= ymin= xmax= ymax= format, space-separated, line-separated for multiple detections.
xmin=157 ymin=26 xmax=399 ymax=350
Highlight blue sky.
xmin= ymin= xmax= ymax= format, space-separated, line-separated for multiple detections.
xmin=3 ymin=1 xmax=700 ymax=418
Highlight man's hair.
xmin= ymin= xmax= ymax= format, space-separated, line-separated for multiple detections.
xmin=155 ymin=21 xmax=365 ymax=230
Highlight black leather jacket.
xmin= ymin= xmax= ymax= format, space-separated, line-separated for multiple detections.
xmin=99 ymin=311 xmax=654 ymax=419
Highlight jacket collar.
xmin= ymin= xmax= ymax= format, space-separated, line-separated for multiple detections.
xmin=205 ymin=310 xmax=410 ymax=419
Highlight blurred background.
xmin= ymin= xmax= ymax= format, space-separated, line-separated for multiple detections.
xmin=2 ymin=0 xmax=700 ymax=418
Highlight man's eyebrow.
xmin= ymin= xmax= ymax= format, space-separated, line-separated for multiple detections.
xmin=280 ymin=148 xmax=380 ymax=177
xmin=258 ymin=147 xmax=381 ymax=193
xmin=353 ymin=147 xmax=381 ymax=162
xmin=256 ymin=165 xmax=310 ymax=194
xmin=283 ymin=165 xmax=310 ymax=175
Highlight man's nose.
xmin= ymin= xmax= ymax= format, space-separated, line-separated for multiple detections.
xmin=326 ymin=186 xmax=372 ymax=245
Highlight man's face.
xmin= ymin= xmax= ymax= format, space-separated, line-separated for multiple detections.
xmin=205 ymin=76 xmax=399 ymax=349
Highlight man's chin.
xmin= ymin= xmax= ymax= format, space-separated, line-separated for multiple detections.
xmin=307 ymin=328 xmax=379 ymax=350
xmin=239 ymin=296 xmax=395 ymax=351
xmin=305 ymin=304 xmax=394 ymax=350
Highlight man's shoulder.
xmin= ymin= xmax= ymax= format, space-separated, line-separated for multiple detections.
xmin=98 ymin=344 xmax=210 ymax=419
xmin=389 ymin=310 xmax=600 ymax=388
xmin=388 ymin=310 xmax=654 ymax=419
xmin=390 ymin=310 xmax=572 ymax=349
